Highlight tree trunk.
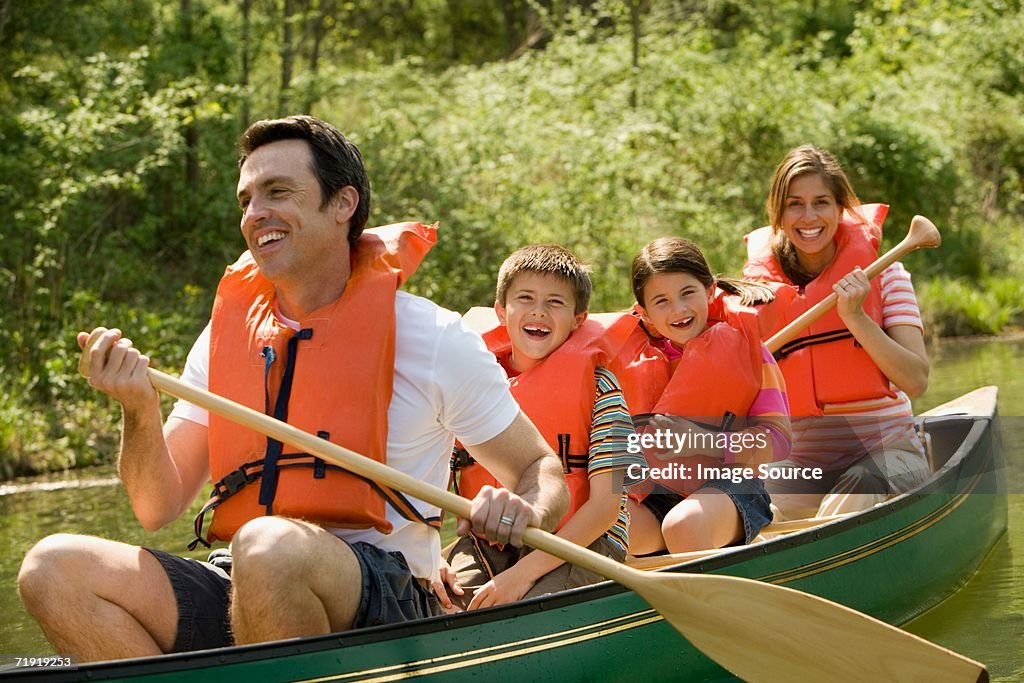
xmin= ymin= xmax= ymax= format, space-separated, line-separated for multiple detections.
xmin=279 ymin=0 xmax=296 ymax=116
xmin=509 ymin=0 xmax=552 ymax=60
xmin=630 ymin=0 xmax=641 ymax=109
xmin=500 ymin=0 xmax=523 ymax=57
xmin=0 ymin=0 xmax=12 ymax=46
xmin=241 ymin=0 xmax=252 ymax=126
xmin=181 ymin=0 xmax=199 ymax=188
xmin=304 ymin=0 xmax=333 ymax=113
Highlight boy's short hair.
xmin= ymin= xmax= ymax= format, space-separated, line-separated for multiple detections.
xmin=495 ymin=245 xmax=592 ymax=314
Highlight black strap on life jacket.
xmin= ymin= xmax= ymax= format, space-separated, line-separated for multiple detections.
xmin=190 ymin=455 xmax=442 ymax=550
xmin=449 ymin=435 xmax=588 ymax=481
xmin=449 ymin=447 xmax=474 ymax=496
xmin=258 ymin=328 xmax=312 ymax=512
xmin=773 ymin=328 xmax=857 ymax=361
xmin=558 ymin=433 xmax=588 ymax=473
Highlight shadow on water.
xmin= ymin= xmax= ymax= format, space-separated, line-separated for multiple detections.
xmin=0 ymin=335 xmax=1022 ymax=680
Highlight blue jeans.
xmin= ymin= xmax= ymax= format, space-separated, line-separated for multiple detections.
xmin=641 ymin=476 xmax=773 ymax=545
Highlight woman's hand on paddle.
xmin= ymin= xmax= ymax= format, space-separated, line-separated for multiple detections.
xmin=432 ymin=557 xmax=464 ymax=614
xmin=457 ymin=485 xmax=539 ymax=548
xmin=467 ymin=563 xmax=534 ymax=610
xmin=833 ymin=267 xmax=871 ymax=323
xmin=77 ymin=327 xmax=158 ymax=409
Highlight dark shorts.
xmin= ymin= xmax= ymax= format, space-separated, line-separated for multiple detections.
xmin=641 ymin=477 xmax=774 ymax=545
xmin=350 ymin=543 xmax=442 ymax=628
xmin=144 ymin=548 xmax=233 ymax=652
xmin=145 ymin=540 xmax=440 ymax=653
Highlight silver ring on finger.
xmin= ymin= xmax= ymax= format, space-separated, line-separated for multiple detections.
xmin=499 ymin=515 xmax=514 ymax=527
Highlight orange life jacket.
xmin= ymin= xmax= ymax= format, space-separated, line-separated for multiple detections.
xmin=604 ymin=314 xmax=670 ymax=421
xmin=743 ymin=204 xmax=894 ymax=417
xmin=195 ymin=222 xmax=437 ymax=546
xmin=617 ymin=292 xmax=765 ymax=496
xmin=455 ymin=310 xmax=634 ymax=531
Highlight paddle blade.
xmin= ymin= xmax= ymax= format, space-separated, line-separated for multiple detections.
xmin=630 ymin=572 xmax=987 ymax=683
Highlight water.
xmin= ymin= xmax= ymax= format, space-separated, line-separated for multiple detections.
xmin=0 ymin=471 xmax=213 ymax=656
xmin=1 ymin=335 xmax=1022 ymax=679
xmin=905 ymin=335 xmax=1024 ymax=682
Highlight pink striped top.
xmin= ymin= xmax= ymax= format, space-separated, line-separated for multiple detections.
xmin=789 ymin=262 xmax=925 ymax=469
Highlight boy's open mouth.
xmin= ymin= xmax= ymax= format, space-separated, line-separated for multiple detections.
xmin=523 ymin=324 xmax=551 ymax=339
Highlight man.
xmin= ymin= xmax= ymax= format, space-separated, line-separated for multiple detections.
xmin=18 ymin=115 xmax=568 ymax=661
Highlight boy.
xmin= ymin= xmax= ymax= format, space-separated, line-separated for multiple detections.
xmin=443 ymin=245 xmax=644 ymax=610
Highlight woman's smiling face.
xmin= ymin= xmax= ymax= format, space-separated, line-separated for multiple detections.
xmin=779 ymin=172 xmax=843 ymax=270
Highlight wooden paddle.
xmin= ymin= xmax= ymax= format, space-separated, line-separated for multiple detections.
xmin=144 ymin=367 xmax=986 ymax=683
xmin=765 ymin=214 xmax=941 ymax=354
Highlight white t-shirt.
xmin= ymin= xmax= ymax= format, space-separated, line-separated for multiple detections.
xmin=169 ymin=290 xmax=520 ymax=580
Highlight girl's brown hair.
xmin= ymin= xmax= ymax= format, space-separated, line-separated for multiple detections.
xmin=632 ymin=237 xmax=773 ymax=307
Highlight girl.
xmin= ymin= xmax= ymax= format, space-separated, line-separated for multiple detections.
xmin=624 ymin=237 xmax=791 ymax=554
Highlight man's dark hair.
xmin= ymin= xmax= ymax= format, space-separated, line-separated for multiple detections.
xmin=238 ymin=115 xmax=371 ymax=246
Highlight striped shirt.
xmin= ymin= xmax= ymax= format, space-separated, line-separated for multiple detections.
xmin=588 ymin=367 xmax=645 ymax=553
xmin=499 ymin=359 xmax=642 ymax=555
xmin=789 ymin=262 xmax=925 ymax=469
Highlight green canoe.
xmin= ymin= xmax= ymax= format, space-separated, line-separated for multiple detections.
xmin=4 ymin=386 xmax=1006 ymax=682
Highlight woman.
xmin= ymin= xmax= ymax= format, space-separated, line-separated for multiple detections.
xmin=743 ymin=144 xmax=930 ymax=520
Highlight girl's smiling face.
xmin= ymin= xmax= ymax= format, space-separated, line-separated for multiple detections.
xmin=640 ymin=271 xmax=714 ymax=348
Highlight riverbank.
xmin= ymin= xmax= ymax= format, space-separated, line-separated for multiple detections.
xmin=919 ymin=275 xmax=1024 ymax=339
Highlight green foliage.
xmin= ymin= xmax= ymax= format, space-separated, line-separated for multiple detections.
xmin=0 ymin=286 xmax=210 ymax=478
xmin=2 ymin=0 xmax=1023 ymax=476
xmin=918 ymin=277 xmax=1024 ymax=338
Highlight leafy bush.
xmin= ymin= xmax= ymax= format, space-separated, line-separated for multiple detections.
xmin=918 ymin=278 xmax=1022 ymax=338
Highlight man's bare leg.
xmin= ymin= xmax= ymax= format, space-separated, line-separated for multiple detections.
xmin=229 ymin=517 xmax=362 ymax=643
xmin=18 ymin=534 xmax=178 ymax=662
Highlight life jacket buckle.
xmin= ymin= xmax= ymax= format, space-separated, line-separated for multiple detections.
xmin=450 ymin=447 xmax=475 ymax=470
xmin=221 ymin=468 xmax=252 ymax=496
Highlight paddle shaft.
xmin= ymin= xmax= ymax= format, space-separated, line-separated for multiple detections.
xmin=765 ymin=214 xmax=941 ymax=354
xmin=147 ymin=369 xmax=633 ymax=584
